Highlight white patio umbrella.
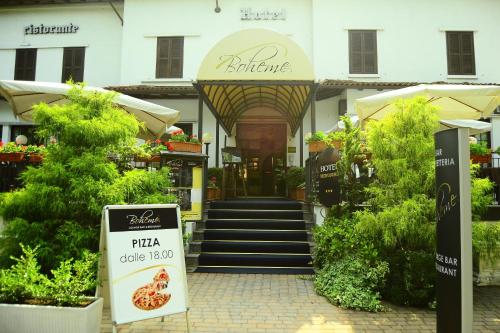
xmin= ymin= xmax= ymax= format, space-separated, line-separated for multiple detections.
xmin=0 ymin=80 xmax=181 ymax=139
xmin=439 ymin=119 xmax=492 ymax=136
xmin=355 ymin=84 xmax=500 ymax=124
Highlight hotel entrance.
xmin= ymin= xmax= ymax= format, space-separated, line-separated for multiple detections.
xmin=236 ymin=123 xmax=287 ymax=196
xmin=194 ymin=28 xmax=316 ymax=199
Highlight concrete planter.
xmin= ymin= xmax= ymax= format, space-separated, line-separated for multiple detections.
xmin=0 ymin=297 xmax=103 ymax=333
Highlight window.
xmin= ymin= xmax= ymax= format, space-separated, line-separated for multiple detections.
xmin=62 ymin=47 xmax=85 ymax=83
xmin=14 ymin=49 xmax=37 ymax=81
xmin=446 ymin=31 xmax=475 ymax=75
xmin=156 ymin=37 xmax=184 ymax=78
xmin=349 ymin=30 xmax=377 ymax=74
xmin=10 ymin=125 xmax=44 ymax=145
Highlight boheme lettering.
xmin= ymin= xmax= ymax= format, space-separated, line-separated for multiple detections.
xmin=127 ymin=210 xmax=161 ymax=225
xmin=437 ymin=183 xmax=457 ymax=222
xmin=218 ymin=45 xmax=291 ymax=74
xmin=24 ymin=23 xmax=79 ymax=35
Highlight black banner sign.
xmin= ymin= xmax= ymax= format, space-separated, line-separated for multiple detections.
xmin=435 ymin=128 xmax=464 ymax=333
xmin=317 ymin=147 xmax=341 ymax=207
xmin=108 ymin=207 xmax=178 ymax=232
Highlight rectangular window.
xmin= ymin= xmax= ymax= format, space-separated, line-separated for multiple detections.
xmin=156 ymin=37 xmax=184 ymax=78
xmin=349 ymin=30 xmax=377 ymax=74
xmin=62 ymin=47 xmax=85 ymax=83
xmin=14 ymin=49 xmax=37 ymax=81
xmin=446 ymin=31 xmax=475 ymax=75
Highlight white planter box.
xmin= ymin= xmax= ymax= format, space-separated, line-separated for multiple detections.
xmin=0 ymin=297 xmax=103 ymax=333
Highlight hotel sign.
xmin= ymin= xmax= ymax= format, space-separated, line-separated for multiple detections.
xmin=24 ymin=23 xmax=79 ymax=35
xmin=317 ymin=148 xmax=341 ymax=207
xmin=240 ymin=8 xmax=286 ymax=20
xmin=434 ymin=128 xmax=472 ymax=333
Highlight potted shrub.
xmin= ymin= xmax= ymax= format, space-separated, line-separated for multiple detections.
xmin=305 ymin=131 xmax=327 ymax=153
xmin=206 ymin=167 xmax=223 ymax=200
xmin=25 ymin=144 xmax=46 ymax=163
xmin=285 ymin=167 xmax=305 ymax=200
xmin=325 ymin=131 xmax=343 ymax=150
xmin=470 ymin=142 xmax=491 ymax=164
xmin=0 ymin=245 xmax=103 ymax=333
xmin=168 ymin=129 xmax=202 ymax=153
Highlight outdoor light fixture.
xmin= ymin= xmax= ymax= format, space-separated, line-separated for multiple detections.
xmin=202 ymin=133 xmax=213 ymax=155
xmin=214 ymin=0 xmax=221 ymax=13
xmin=15 ymin=135 xmax=27 ymax=145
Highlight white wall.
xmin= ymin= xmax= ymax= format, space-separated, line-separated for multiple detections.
xmin=120 ymin=0 xmax=313 ymax=84
xmin=312 ymin=0 xmax=500 ymax=83
xmin=0 ymin=3 xmax=123 ymax=86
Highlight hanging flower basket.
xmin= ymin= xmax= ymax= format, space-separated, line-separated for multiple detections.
xmin=169 ymin=142 xmax=202 ymax=153
xmin=329 ymin=139 xmax=343 ymax=150
xmin=471 ymin=154 xmax=491 ymax=164
xmin=308 ymin=141 xmax=327 ymax=153
xmin=0 ymin=152 xmax=25 ymax=162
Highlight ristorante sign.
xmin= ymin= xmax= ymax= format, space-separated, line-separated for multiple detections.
xmin=197 ymin=29 xmax=314 ymax=81
xmin=24 ymin=23 xmax=79 ymax=35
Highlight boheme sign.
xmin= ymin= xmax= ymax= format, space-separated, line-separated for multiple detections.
xmin=434 ymin=128 xmax=472 ymax=333
xmin=317 ymin=147 xmax=341 ymax=207
xmin=24 ymin=23 xmax=79 ymax=35
xmin=240 ymin=8 xmax=286 ymax=20
xmin=197 ymin=29 xmax=314 ymax=81
xmin=104 ymin=205 xmax=188 ymax=325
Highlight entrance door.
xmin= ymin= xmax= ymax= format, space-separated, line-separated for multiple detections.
xmin=236 ymin=123 xmax=287 ymax=196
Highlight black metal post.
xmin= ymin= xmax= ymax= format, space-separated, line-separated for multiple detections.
xmin=198 ymin=95 xmax=203 ymax=140
xmin=300 ymin=122 xmax=304 ymax=167
xmin=215 ymin=120 xmax=220 ymax=167
xmin=310 ymin=89 xmax=317 ymax=134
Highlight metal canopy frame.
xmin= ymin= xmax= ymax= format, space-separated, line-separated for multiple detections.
xmin=193 ymin=80 xmax=316 ymax=136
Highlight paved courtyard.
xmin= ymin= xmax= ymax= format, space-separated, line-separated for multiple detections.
xmin=101 ymin=273 xmax=500 ymax=333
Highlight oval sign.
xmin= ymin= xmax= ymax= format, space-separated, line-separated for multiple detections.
xmin=317 ymin=147 xmax=341 ymax=207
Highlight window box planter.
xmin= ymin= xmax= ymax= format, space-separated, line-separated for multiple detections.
xmin=471 ymin=154 xmax=491 ymax=164
xmin=0 ymin=152 xmax=25 ymax=162
xmin=169 ymin=141 xmax=202 ymax=153
xmin=207 ymin=187 xmax=220 ymax=200
xmin=474 ymin=252 xmax=500 ymax=286
xmin=0 ymin=297 xmax=103 ymax=333
xmin=28 ymin=154 xmax=43 ymax=163
xmin=329 ymin=139 xmax=343 ymax=150
xmin=307 ymin=141 xmax=327 ymax=153
xmin=134 ymin=154 xmax=161 ymax=163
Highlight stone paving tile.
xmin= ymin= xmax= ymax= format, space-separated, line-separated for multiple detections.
xmin=101 ymin=273 xmax=500 ymax=333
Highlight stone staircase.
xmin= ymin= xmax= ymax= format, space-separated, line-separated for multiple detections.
xmin=186 ymin=198 xmax=315 ymax=274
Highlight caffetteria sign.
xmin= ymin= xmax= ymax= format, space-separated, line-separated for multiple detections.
xmin=104 ymin=204 xmax=188 ymax=325
xmin=197 ymin=29 xmax=314 ymax=81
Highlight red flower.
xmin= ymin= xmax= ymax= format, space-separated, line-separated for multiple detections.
xmin=0 ymin=141 xmax=3 ymax=147
xmin=167 ymin=142 xmax=174 ymax=151
xmin=155 ymin=139 xmax=161 ymax=144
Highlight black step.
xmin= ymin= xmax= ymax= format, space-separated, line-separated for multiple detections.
xmin=206 ymin=219 xmax=306 ymax=230
xmin=210 ymin=200 xmax=302 ymax=210
xmin=200 ymin=240 xmax=310 ymax=253
xmin=208 ymin=209 xmax=303 ymax=220
xmin=203 ymin=229 xmax=307 ymax=241
xmin=198 ymin=253 xmax=313 ymax=267
xmin=195 ymin=266 xmax=314 ymax=274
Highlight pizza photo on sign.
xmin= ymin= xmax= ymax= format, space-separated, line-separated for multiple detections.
xmin=132 ymin=268 xmax=172 ymax=310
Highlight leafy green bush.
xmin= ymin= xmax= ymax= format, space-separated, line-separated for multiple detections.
xmin=472 ymin=222 xmax=500 ymax=261
xmin=470 ymin=164 xmax=494 ymax=221
xmin=0 ymin=84 xmax=176 ymax=273
xmin=285 ymin=167 xmax=305 ymax=189
xmin=0 ymin=245 xmax=98 ymax=307
xmin=314 ymin=256 xmax=388 ymax=312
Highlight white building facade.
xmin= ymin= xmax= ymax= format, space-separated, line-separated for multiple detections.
xmin=1 ymin=0 xmax=499 ymax=196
